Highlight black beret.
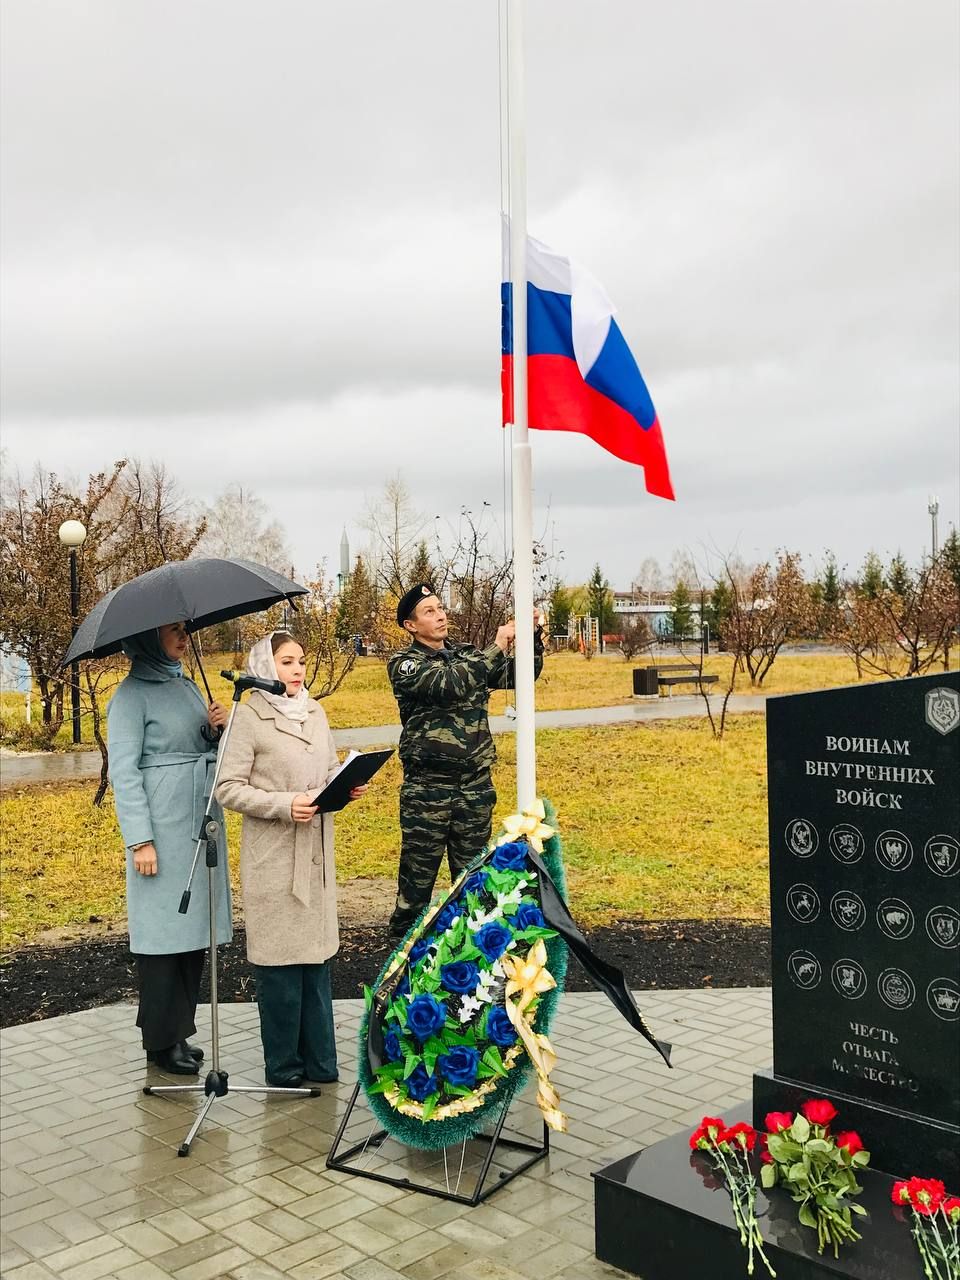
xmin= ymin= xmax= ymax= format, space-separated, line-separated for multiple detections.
xmin=396 ymin=582 xmax=437 ymax=627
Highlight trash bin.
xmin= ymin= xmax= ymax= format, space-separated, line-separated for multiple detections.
xmin=633 ymin=667 xmax=658 ymax=696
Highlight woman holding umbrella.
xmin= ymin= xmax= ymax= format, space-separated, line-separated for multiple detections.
xmin=108 ymin=622 xmax=232 ymax=1074
xmin=215 ymin=631 xmax=365 ymax=1088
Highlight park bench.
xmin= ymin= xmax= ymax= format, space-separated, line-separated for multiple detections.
xmin=632 ymin=662 xmax=719 ymax=697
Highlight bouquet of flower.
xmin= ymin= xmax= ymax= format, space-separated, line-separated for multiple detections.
xmin=891 ymin=1176 xmax=960 ymax=1279
xmin=690 ymin=1116 xmax=776 ymax=1276
xmin=759 ymin=1099 xmax=869 ymax=1258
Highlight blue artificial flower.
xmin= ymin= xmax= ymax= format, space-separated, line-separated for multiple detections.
xmin=462 ymin=871 xmax=488 ymax=897
xmin=405 ymin=1063 xmax=439 ymax=1102
xmin=395 ymin=974 xmax=411 ymax=998
xmin=436 ymin=1045 xmax=481 ymax=1088
xmin=405 ymin=993 xmax=447 ymax=1043
xmin=433 ymin=901 xmax=461 ymax=933
xmin=486 ymin=1005 xmax=518 ymax=1048
xmin=409 ymin=937 xmax=431 ymax=963
xmin=475 ymin=921 xmax=513 ymax=963
xmin=515 ymin=902 xmax=545 ymax=930
xmin=383 ymin=1029 xmax=403 ymax=1062
xmin=491 ymin=842 xmax=528 ymax=871
xmin=440 ymin=960 xmax=480 ymax=995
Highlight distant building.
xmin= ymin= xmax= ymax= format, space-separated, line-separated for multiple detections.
xmin=611 ymin=588 xmax=703 ymax=638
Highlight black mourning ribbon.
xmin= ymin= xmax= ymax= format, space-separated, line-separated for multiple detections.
xmin=526 ymin=848 xmax=672 ymax=1068
xmin=367 ymin=843 xmax=672 ymax=1075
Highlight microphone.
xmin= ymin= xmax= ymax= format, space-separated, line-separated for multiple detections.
xmin=220 ymin=670 xmax=286 ymax=696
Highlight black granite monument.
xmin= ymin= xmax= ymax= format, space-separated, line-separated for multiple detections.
xmin=754 ymin=670 xmax=959 ymax=1179
xmin=594 ymin=672 xmax=960 ymax=1279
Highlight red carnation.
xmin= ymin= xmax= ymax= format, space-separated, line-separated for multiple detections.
xmin=800 ymin=1098 xmax=837 ymax=1127
xmin=760 ymin=1150 xmax=774 ymax=1165
xmin=765 ymin=1111 xmax=794 ymax=1133
xmin=834 ymin=1131 xmax=864 ymax=1157
xmin=689 ymin=1116 xmax=725 ymax=1149
xmin=722 ymin=1122 xmax=757 ymax=1152
xmin=943 ymin=1197 xmax=960 ymax=1219
xmin=892 ymin=1180 xmax=911 ymax=1206
xmin=907 ymin=1177 xmax=946 ymax=1216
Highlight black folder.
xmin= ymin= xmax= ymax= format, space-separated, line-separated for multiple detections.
xmin=311 ymin=749 xmax=394 ymax=812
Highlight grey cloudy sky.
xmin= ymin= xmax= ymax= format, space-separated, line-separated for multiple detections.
xmin=2 ymin=0 xmax=958 ymax=589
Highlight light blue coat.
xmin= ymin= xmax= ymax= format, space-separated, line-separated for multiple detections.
xmin=108 ymin=666 xmax=232 ymax=954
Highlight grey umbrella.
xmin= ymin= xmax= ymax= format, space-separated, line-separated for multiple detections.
xmin=61 ymin=558 xmax=308 ymax=695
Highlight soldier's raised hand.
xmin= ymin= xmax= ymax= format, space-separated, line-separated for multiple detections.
xmin=495 ymin=620 xmax=516 ymax=651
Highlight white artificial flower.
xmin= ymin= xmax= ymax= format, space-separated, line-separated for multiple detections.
xmin=466 ymin=905 xmax=504 ymax=932
xmin=496 ymin=886 xmax=524 ymax=912
xmin=458 ymin=994 xmax=483 ymax=1023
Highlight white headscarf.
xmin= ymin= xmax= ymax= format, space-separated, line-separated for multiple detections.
xmin=246 ymin=633 xmax=310 ymax=723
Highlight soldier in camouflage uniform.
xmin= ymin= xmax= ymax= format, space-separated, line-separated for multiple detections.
xmin=387 ymin=583 xmax=544 ymax=938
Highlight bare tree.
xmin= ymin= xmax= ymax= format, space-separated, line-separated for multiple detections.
xmin=632 ymin=557 xmax=663 ymax=597
xmin=362 ymin=475 xmax=426 ymax=597
xmin=850 ymin=552 xmax=957 ymax=678
xmin=722 ymin=550 xmax=813 ymax=686
xmin=198 ymin=483 xmax=291 ymax=573
xmin=287 ymin=569 xmax=358 ymax=699
xmin=0 ymin=462 xmax=128 ymax=742
xmin=617 ymin=614 xmax=654 ymax=659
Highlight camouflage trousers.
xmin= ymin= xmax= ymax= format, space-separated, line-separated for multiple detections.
xmin=389 ymin=765 xmax=496 ymax=938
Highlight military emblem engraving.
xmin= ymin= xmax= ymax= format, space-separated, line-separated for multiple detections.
xmin=786 ymin=883 xmax=821 ymax=924
xmin=787 ymin=950 xmax=822 ymax=990
xmin=924 ymin=834 xmax=960 ymax=879
xmin=786 ymin=819 xmax=818 ymax=857
xmin=878 ymin=967 xmax=916 ymax=1012
xmin=925 ymin=906 xmax=960 ymax=951
xmin=831 ymin=958 xmax=867 ymax=1000
xmin=926 ymin=978 xmax=960 ymax=1022
xmin=828 ymin=823 xmax=864 ymax=865
xmin=876 ymin=897 xmax=915 ymax=941
xmin=875 ymin=829 xmax=913 ymax=872
xmin=830 ymin=890 xmax=866 ymax=932
xmin=925 ymin=686 xmax=960 ymax=736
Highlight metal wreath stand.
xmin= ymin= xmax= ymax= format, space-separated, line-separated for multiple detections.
xmin=143 ymin=674 xmax=318 ymax=1157
xmin=326 ymin=1079 xmax=549 ymax=1205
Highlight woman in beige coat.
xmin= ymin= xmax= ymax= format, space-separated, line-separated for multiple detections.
xmin=215 ymin=631 xmax=365 ymax=1087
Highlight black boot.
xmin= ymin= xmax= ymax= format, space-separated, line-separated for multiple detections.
xmin=180 ymin=1041 xmax=204 ymax=1062
xmin=147 ymin=1044 xmax=200 ymax=1075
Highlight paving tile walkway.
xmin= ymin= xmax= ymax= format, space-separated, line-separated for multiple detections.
xmin=1 ymin=989 xmax=772 ymax=1279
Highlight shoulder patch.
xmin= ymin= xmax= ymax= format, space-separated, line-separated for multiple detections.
xmin=398 ymin=657 xmax=417 ymax=676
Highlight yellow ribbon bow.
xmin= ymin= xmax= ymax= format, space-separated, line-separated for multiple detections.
xmin=501 ymin=939 xmax=568 ymax=1132
xmin=496 ymin=799 xmax=554 ymax=854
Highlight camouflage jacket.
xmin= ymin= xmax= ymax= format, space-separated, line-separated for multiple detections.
xmin=387 ymin=636 xmax=544 ymax=776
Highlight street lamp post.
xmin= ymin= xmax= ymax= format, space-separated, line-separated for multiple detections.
xmin=58 ymin=520 xmax=87 ymax=745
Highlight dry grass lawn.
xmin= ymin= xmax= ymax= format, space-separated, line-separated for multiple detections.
xmin=3 ymin=648 xmax=886 ymax=746
xmin=0 ymin=715 xmax=769 ymax=948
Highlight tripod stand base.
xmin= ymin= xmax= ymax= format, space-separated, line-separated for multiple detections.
xmin=144 ymin=1068 xmax=320 ymax=1156
xmin=326 ymin=1082 xmax=549 ymax=1204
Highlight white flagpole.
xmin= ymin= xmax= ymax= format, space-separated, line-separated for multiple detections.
xmin=506 ymin=0 xmax=537 ymax=810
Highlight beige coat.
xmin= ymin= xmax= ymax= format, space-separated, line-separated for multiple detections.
xmin=215 ymin=691 xmax=339 ymax=966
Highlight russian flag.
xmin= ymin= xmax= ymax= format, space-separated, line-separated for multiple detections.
xmin=501 ymin=233 xmax=675 ymax=501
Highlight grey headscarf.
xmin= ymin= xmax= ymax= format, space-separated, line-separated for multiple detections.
xmin=121 ymin=628 xmax=183 ymax=682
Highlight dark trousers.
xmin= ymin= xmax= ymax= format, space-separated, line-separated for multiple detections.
xmin=389 ymin=766 xmax=496 ymax=937
xmin=134 ymin=950 xmax=205 ymax=1052
xmin=253 ymin=962 xmax=338 ymax=1085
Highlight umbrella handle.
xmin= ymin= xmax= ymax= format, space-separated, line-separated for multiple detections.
xmin=188 ymin=632 xmax=213 ymax=702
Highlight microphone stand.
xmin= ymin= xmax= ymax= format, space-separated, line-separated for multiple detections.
xmin=144 ymin=680 xmax=317 ymax=1157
